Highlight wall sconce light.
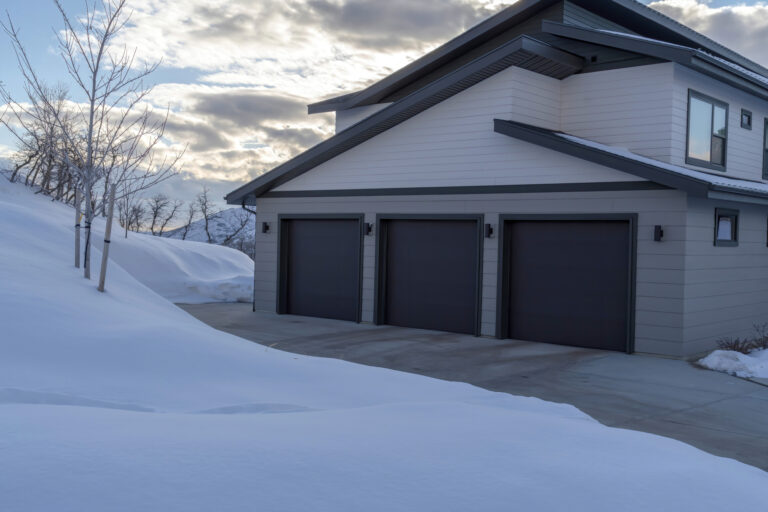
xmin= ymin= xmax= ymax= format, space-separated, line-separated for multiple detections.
xmin=654 ymin=225 xmax=664 ymax=242
xmin=262 ymin=222 xmax=271 ymax=234
xmin=365 ymin=223 xmax=374 ymax=236
xmin=485 ymin=223 xmax=494 ymax=238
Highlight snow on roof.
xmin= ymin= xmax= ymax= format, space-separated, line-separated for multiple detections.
xmin=701 ymin=52 xmax=768 ymax=88
xmin=556 ymin=133 xmax=768 ymax=197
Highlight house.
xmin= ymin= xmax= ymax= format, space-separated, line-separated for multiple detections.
xmin=225 ymin=0 xmax=768 ymax=358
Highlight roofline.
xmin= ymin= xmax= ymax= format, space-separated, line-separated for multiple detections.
xmin=226 ymin=36 xmax=584 ymax=204
xmin=308 ymin=0 xmax=768 ymax=114
xmin=493 ymin=119 xmax=768 ymax=203
xmin=542 ymin=22 xmax=768 ymax=102
xmin=307 ymin=0 xmax=561 ymax=114
xmin=603 ymin=0 xmax=768 ymax=77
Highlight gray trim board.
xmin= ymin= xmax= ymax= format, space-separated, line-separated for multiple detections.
xmin=374 ymin=214 xmax=485 ymax=337
xmin=262 ymin=181 xmax=668 ymax=198
xmin=276 ymin=214 xmax=365 ymax=323
xmin=495 ymin=213 xmax=638 ymax=354
xmin=494 ymin=119 xmax=768 ymax=204
xmin=225 ymin=36 xmax=584 ymax=205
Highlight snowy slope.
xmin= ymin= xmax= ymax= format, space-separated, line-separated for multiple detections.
xmin=165 ymin=207 xmax=255 ymax=245
xmin=0 ymin=181 xmax=253 ymax=303
xmin=1 ymin=178 xmax=767 ymax=511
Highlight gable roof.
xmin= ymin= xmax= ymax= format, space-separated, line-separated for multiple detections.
xmin=493 ymin=119 xmax=768 ymax=204
xmin=225 ymin=36 xmax=584 ymax=204
xmin=309 ymin=0 xmax=768 ymax=114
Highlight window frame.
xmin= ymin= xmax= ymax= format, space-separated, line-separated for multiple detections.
xmin=714 ymin=208 xmax=739 ymax=247
xmin=763 ymin=118 xmax=768 ymax=180
xmin=741 ymin=109 xmax=752 ymax=130
xmin=686 ymin=89 xmax=729 ymax=172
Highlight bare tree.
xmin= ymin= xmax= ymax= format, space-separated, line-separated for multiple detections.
xmin=195 ymin=187 xmax=216 ymax=244
xmin=157 ymin=199 xmax=182 ymax=236
xmin=2 ymin=0 xmax=184 ymax=279
xmin=221 ymin=209 xmax=252 ymax=246
xmin=147 ymin=193 xmax=170 ymax=235
xmin=179 ymin=202 xmax=197 ymax=241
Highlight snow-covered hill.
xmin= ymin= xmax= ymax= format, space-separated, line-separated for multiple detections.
xmin=1 ymin=177 xmax=767 ymax=511
xmin=164 ymin=207 xmax=255 ymax=256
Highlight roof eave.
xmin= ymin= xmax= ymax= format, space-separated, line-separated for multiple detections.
xmin=225 ymin=36 xmax=584 ymax=204
xmin=492 ymin=118 xmax=712 ymax=197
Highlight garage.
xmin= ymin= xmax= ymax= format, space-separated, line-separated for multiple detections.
xmin=278 ymin=216 xmax=363 ymax=322
xmin=498 ymin=216 xmax=634 ymax=352
xmin=376 ymin=217 xmax=482 ymax=335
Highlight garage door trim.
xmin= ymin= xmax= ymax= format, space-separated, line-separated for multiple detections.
xmin=495 ymin=213 xmax=638 ymax=353
xmin=277 ymin=213 xmax=365 ymax=322
xmin=374 ymin=214 xmax=485 ymax=336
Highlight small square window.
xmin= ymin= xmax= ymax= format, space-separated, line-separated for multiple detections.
xmin=741 ymin=109 xmax=753 ymax=130
xmin=714 ymin=208 xmax=739 ymax=247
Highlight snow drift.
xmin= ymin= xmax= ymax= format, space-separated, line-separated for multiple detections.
xmin=700 ymin=348 xmax=768 ymax=378
xmin=1 ymin=178 xmax=767 ymax=511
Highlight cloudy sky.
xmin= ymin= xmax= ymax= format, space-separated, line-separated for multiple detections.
xmin=2 ymin=0 xmax=768 ymax=207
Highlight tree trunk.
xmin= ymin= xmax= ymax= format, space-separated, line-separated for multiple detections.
xmin=98 ymin=184 xmax=116 ymax=292
xmin=83 ymin=185 xmax=93 ymax=279
xmin=75 ymin=189 xmax=81 ymax=268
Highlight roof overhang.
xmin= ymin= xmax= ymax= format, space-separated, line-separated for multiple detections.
xmin=226 ymin=36 xmax=584 ymax=204
xmin=307 ymin=0 xmax=562 ymax=114
xmin=309 ymin=0 xmax=768 ymax=115
xmin=494 ymin=119 xmax=768 ymax=204
xmin=542 ymin=22 xmax=768 ymax=102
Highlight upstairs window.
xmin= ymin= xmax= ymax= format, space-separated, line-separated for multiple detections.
xmin=741 ymin=109 xmax=752 ymax=130
xmin=687 ymin=90 xmax=728 ymax=171
xmin=763 ymin=119 xmax=768 ymax=179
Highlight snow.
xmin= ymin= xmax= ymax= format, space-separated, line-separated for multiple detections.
xmin=0 ymin=182 xmax=254 ymax=303
xmin=699 ymin=349 xmax=768 ymax=379
xmin=164 ymin=207 xmax=255 ymax=245
xmin=557 ymin=132 xmax=768 ymax=196
xmin=1 ymin=177 xmax=768 ymax=511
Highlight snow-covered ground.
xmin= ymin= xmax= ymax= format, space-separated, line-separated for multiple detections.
xmin=1 ymin=178 xmax=767 ymax=511
xmin=164 ymin=206 xmax=255 ymax=244
xmin=700 ymin=349 xmax=768 ymax=379
xmin=0 ymin=181 xmax=253 ymax=303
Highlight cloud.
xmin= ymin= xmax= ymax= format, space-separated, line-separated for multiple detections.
xmin=646 ymin=0 xmax=768 ymax=67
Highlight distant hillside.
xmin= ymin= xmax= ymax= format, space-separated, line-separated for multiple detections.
xmin=164 ymin=207 xmax=256 ymax=257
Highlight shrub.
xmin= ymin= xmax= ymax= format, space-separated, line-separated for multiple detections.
xmin=716 ymin=324 xmax=768 ymax=354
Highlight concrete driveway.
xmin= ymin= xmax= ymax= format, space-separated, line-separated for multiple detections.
xmin=180 ymin=303 xmax=768 ymax=470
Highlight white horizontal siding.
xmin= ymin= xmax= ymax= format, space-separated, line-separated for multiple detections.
xmin=254 ymin=189 xmax=688 ymax=356
xmin=560 ymin=62 xmax=677 ymax=162
xmin=275 ymin=66 xmax=646 ymax=192
xmin=335 ymin=103 xmax=391 ymax=132
xmin=681 ymin=197 xmax=768 ymax=355
xmin=671 ymin=64 xmax=768 ymax=183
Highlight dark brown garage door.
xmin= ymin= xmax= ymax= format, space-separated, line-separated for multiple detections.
xmin=279 ymin=217 xmax=362 ymax=321
xmin=501 ymin=219 xmax=632 ymax=352
xmin=378 ymin=218 xmax=481 ymax=335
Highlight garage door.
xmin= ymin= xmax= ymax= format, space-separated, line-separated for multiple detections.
xmin=280 ymin=218 xmax=361 ymax=321
xmin=502 ymin=220 xmax=632 ymax=351
xmin=379 ymin=218 xmax=480 ymax=334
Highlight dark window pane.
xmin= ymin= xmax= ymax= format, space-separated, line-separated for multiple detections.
xmin=688 ymin=96 xmax=712 ymax=161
